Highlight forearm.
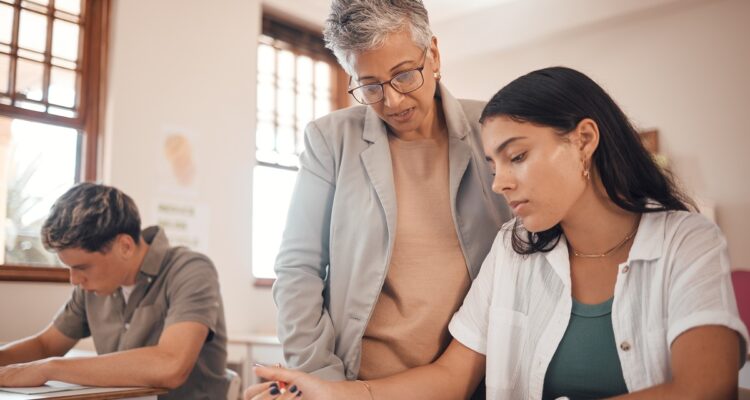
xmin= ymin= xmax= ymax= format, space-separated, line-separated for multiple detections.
xmin=363 ymin=362 xmax=477 ymax=400
xmin=43 ymin=346 xmax=190 ymax=389
xmin=0 ymin=337 xmax=51 ymax=366
xmin=610 ymin=381 xmax=736 ymax=400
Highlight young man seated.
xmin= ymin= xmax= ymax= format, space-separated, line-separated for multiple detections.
xmin=0 ymin=183 xmax=228 ymax=399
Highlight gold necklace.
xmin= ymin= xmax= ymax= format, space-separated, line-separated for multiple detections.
xmin=571 ymin=224 xmax=639 ymax=258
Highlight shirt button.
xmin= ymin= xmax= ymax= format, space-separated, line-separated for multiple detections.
xmin=622 ymin=265 xmax=630 ymax=274
xmin=124 ymin=323 xmax=130 ymax=330
xmin=620 ymin=341 xmax=631 ymax=351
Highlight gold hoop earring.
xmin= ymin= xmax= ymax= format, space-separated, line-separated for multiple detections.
xmin=582 ymin=160 xmax=590 ymax=180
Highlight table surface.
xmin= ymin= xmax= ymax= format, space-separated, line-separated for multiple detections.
xmin=0 ymin=387 xmax=166 ymax=399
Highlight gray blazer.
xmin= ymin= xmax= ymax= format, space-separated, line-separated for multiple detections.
xmin=273 ymin=84 xmax=510 ymax=380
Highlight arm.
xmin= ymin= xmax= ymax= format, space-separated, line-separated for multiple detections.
xmin=273 ymin=122 xmax=345 ymax=380
xmin=610 ymin=325 xmax=739 ymax=399
xmin=0 ymin=324 xmax=76 ymax=366
xmin=248 ymin=339 xmax=486 ymax=400
xmin=612 ymin=215 xmax=747 ymax=399
xmin=0 ymin=321 xmax=208 ymax=388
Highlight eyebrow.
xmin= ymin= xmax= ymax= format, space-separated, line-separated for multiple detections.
xmin=484 ymin=136 xmax=527 ymax=161
xmin=356 ymin=59 xmax=418 ymax=82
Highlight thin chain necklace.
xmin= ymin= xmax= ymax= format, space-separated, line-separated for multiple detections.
xmin=571 ymin=224 xmax=639 ymax=258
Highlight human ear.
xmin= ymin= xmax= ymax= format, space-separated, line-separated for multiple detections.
xmin=115 ymin=234 xmax=136 ymax=259
xmin=575 ymin=118 xmax=600 ymax=161
xmin=429 ymin=36 xmax=441 ymax=76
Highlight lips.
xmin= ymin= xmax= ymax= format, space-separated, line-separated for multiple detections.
xmin=388 ymin=107 xmax=415 ymax=123
xmin=508 ymin=200 xmax=529 ymax=214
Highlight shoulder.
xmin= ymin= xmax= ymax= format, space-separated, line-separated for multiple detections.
xmin=308 ymin=106 xmax=367 ymax=138
xmin=456 ymin=98 xmax=487 ymax=124
xmin=162 ymin=247 xmax=219 ymax=283
xmin=661 ymin=210 xmax=724 ymax=248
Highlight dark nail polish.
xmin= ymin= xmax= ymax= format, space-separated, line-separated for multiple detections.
xmin=270 ymin=387 xmax=280 ymax=395
xmin=289 ymin=385 xmax=297 ymax=393
xmin=296 ymin=391 xmax=302 ymax=397
xmin=270 ymin=382 xmax=278 ymax=388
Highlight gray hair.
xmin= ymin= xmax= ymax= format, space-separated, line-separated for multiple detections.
xmin=324 ymin=0 xmax=433 ymax=75
xmin=42 ymin=183 xmax=142 ymax=252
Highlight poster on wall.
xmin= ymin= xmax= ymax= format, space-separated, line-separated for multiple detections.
xmin=152 ymin=127 xmax=210 ymax=252
xmin=152 ymin=199 xmax=210 ymax=254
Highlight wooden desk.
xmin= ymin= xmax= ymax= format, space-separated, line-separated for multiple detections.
xmin=0 ymin=387 xmax=166 ymax=399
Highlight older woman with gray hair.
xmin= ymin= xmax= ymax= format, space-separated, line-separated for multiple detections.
xmin=247 ymin=0 xmax=508 ymax=398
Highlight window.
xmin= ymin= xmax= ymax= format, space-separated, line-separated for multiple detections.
xmin=0 ymin=0 xmax=110 ymax=282
xmin=252 ymin=13 xmax=348 ymax=283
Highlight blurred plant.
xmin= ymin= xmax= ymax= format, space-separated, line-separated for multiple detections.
xmin=4 ymin=146 xmax=61 ymax=266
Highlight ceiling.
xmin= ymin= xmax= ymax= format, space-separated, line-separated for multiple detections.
xmin=262 ymin=0 xmax=694 ymax=61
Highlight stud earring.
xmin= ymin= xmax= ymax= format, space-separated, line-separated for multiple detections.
xmin=433 ymin=71 xmax=441 ymax=80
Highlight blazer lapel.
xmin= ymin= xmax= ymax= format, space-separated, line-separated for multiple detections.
xmin=360 ymin=107 xmax=397 ymax=247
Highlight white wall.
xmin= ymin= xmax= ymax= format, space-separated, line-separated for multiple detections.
xmin=441 ymin=0 xmax=750 ymax=268
xmin=102 ymin=0 xmax=275 ymax=336
xmin=1 ymin=0 xmax=276 ymax=343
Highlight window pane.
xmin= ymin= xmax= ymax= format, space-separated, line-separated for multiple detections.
xmin=0 ymin=3 xmax=13 ymax=44
xmin=18 ymin=48 xmax=45 ymax=62
xmin=0 ymin=53 xmax=9 ymax=94
xmin=27 ymin=0 xmax=50 ymax=5
xmin=277 ymin=124 xmax=294 ymax=156
xmin=296 ymin=56 xmax=312 ymax=86
xmin=257 ymin=44 xmax=275 ymax=75
xmin=16 ymin=58 xmax=44 ymax=101
xmin=52 ymin=19 xmax=79 ymax=61
xmin=54 ymin=0 xmax=80 ymax=15
xmin=257 ymin=76 xmax=275 ymax=114
xmin=252 ymin=165 xmax=297 ymax=279
xmin=49 ymin=66 xmax=76 ymax=107
xmin=3 ymin=118 xmax=78 ymax=266
xmin=277 ymin=50 xmax=294 ymax=81
xmin=314 ymin=61 xmax=331 ymax=90
xmin=256 ymin=120 xmax=275 ymax=153
xmin=18 ymin=10 xmax=47 ymax=53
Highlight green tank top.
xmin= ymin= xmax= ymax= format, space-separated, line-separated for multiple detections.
xmin=542 ymin=297 xmax=629 ymax=400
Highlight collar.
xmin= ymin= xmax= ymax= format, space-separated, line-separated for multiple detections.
xmin=544 ymin=210 xmax=667 ymax=281
xmin=627 ymin=211 xmax=666 ymax=262
xmin=137 ymin=226 xmax=170 ymax=277
xmin=362 ymin=83 xmax=470 ymax=143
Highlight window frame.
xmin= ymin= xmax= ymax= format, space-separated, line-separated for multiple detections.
xmin=252 ymin=12 xmax=349 ymax=286
xmin=0 ymin=0 xmax=111 ymax=283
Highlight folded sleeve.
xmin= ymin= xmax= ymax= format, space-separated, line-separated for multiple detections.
xmin=52 ymin=287 xmax=90 ymax=340
xmin=666 ymin=214 xmax=749 ymax=367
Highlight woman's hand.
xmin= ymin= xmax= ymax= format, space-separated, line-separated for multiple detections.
xmin=243 ymin=365 xmax=369 ymax=400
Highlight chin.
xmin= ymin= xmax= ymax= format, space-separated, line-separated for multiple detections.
xmin=519 ymin=216 xmax=558 ymax=233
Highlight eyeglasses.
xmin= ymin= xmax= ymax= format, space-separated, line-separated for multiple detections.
xmin=347 ymin=48 xmax=429 ymax=105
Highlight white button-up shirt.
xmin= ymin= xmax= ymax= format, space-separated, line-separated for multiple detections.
xmin=449 ymin=210 xmax=749 ymax=399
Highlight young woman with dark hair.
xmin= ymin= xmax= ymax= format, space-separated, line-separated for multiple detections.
xmin=245 ymin=67 xmax=748 ymax=400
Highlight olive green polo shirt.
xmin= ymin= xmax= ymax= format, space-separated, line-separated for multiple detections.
xmin=53 ymin=226 xmax=228 ymax=400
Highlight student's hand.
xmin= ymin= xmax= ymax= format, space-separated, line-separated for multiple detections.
xmin=0 ymin=359 xmax=51 ymax=387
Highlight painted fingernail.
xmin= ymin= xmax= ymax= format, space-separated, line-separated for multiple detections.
xmin=296 ymin=390 xmax=302 ymax=397
xmin=270 ymin=382 xmax=278 ymax=389
xmin=270 ymin=387 xmax=280 ymax=395
xmin=289 ymin=385 xmax=297 ymax=393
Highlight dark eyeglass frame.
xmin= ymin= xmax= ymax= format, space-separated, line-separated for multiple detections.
xmin=347 ymin=48 xmax=429 ymax=105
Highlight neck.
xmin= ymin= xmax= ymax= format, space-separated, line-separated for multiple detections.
xmin=121 ymin=237 xmax=150 ymax=286
xmin=561 ymin=179 xmax=640 ymax=257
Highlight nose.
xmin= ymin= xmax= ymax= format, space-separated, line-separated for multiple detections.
xmin=491 ymin=167 xmax=516 ymax=194
xmin=382 ymin=84 xmax=404 ymax=108
xmin=69 ymin=269 xmax=84 ymax=286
